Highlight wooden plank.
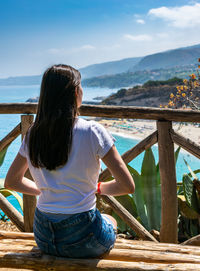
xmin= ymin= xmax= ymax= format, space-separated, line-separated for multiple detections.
xmin=170 ymin=129 xmax=200 ymax=159
xmin=0 ymin=194 xmax=24 ymax=232
xmin=101 ymin=195 xmax=158 ymax=242
xmin=157 ymin=121 xmax=178 ymax=243
xmin=0 ymin=123 xmax=21 ymax=152
xmin=0 ymin=103 xmax=200 ymax=122
xmin=99 ymin=130 xmax=158 ymax=182
xmin=21 ymin=115 xmax=36 ymax=232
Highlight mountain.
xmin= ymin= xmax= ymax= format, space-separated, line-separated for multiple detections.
xmin=0 ymin=75 xmax=41 ymax=86
xmin=82 ymin=64 xmax=196 ymax=89
xmin=0 ymin=43 xmax=200 ymax=87
xmin=79 ymin=57 xmax=142 ymax=78
xmin=130 ymin=44 xmax=200 ymax=72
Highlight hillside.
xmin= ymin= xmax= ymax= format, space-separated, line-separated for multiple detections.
xmin=101 ymin=78 xmax=200 ymax=108
xmin=82 ymin=64 xmax=196 ymax=88
xmin=79 ymin=57 xmax=142 ymax=78
xmin=0 ymin=75 xmax=41 ymax=86
xmin=0 ymin=43 xmax=200 ymax=87
xmin=131 ymin=44 xmax=200 ymax=72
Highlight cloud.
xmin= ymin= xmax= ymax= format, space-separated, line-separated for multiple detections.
xmin=124 ymin=34 xmax=152 ymax=41
xmin=136 ymin=19 xmax=145 ymax=24
xmin=47 ymin=45 xmax=95 ymax=56
xmin=148 ymin=3 xmax=200 ymax=28
xmin=80 ymin=45 xmax=95 ymax=50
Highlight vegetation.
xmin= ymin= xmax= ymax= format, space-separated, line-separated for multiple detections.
xmin=82 ymin=65 xmax=197 ymax=89
xmin=162 ymin=58 xmax=200 ymax=110
xmin=0 ymin=145 xmax=23 ymax=221
xmin=178 ymin=161 xmax=200 ymax=240
xmin=111 ymin=147 xmax=200 ymax=242
xmin=143 ymin=77 xmax=183 ymax=87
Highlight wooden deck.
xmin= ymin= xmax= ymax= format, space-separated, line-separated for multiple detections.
xmin=0 ymin=231 xmax=200 ymax=270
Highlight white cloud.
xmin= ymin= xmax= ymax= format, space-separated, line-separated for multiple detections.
xmin=136 ymin=19 xmax=145 ymax=24
xmin=80 ymin=45 xmax=95 ymax=50
xmin=148 ymin=3 xmax=200 ymax=28
xmin=47 ymin=45 xmax=95 ymax=56
xmin=156 ymin=33 xmax=169 ymax=39
xmin=124 ymin=34 xmax=152 ymax=41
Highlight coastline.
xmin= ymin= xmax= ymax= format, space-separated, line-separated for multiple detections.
xmin=89 ymin=117 xmax=200 ymax=145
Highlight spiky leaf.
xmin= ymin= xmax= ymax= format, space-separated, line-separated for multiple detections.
xmin=141 ymin=148 xmax=161 ymax=231
xmin=0 ymin=145 xmax=9 ymax=167
xmin=183 ymin=174 xmax=199 ymax=213
xmin=178 ymin=195 xmax=200 ymax=219
xmin=128 ymin=165 xmax=149 ymax=230
xmin=112 ymin=194 xmax=138 ymax=235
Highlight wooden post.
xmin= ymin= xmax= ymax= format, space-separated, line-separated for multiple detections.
xmin=157 ymin=121 xmax=178 ymax=243
xmin=21 ymin=115 xmax=36 ymax=232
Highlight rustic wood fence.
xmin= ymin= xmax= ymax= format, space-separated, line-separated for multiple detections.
xmin=0 ymin=103 xmax=200 ymax=244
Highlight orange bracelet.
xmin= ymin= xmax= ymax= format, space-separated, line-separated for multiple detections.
xmin=97 ymin=182 xmax=102 ymax=194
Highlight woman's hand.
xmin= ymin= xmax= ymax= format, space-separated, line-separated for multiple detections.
xmin=100 ymin=145 xmax=135 ymax=196
xmin=4 ymin=152 xmax=41 ymax=196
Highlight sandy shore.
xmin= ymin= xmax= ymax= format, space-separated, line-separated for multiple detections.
xmin=89 ymin=117 xmax=200 ymax=145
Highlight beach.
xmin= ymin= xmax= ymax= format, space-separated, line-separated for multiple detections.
xmin=91 ymin=118 xmax=200 ymax=145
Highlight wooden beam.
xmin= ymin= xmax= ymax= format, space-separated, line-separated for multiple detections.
xmin=170 ymin=129 xmax=200 ymax=159
xmin=99 ymin=131 xmax=158 ymax=182
xmin=181 ymin=234 xmax=200 ymax=246
xmin=0 ymin=254 xmax=200 ymax=271
xmin=0 ymin=123 xmax=21 ymax=152
xmin=21 ymin=115 xmax=36 ymax=232
xmin=0 ymin=103 xmax=200 ymax=122
xmin=1 ymin=247 xmax=200 ymax=270
xmin=0 ymin=231 xmax=34 ymax=240
xmin=101 ymin=195 xmax=158 ymax=242
xmin=157 ymin=121 xmax=178 ymax=243
xmin=0 ymin=194 xmax=24 ymax=232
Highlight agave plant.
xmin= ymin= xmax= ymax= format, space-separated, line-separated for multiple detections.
xmin=112 ymin=146 xmax=180 ymax=234
xmin=0 ymin=145 xmax=23 ymax=213
xmin=177 ymin=159 xmax=200 ymax=240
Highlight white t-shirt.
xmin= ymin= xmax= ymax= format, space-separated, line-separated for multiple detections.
xmin=19 ymin=118 xmax=115 ymax=214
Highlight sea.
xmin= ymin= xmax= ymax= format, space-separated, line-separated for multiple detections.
xmin=0 ymin=85 xmax=199 ymax=215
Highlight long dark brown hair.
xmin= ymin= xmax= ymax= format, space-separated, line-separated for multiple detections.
xmin=28 ymin=64 xmax=81 ymax=170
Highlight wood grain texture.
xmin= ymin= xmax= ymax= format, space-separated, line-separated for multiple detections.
xmin=0 ymin=123 xmax=21 ymax=152
xmin=1 ymin=236 xmax=200 ymax=270
xmin=0 ymin=103 xmax=200 ymax=122
xmin=157 ymin=121 xmax=178 ymax=244
xmin=21 ymin=115 xmax=36 ymax=232
xmin=0 ymin=194 xmax=24 ymax=232
xmin=170 ymin=129 xmax=200 ymax=159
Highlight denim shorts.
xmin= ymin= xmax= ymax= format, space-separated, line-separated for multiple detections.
xmin=33 ymin=207 xmax=117 ymax=258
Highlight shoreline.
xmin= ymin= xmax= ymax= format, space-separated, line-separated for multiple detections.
xmin=88 ymin=117 xmax=200 ymax=145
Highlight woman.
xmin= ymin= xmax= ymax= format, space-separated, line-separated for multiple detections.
xmin=5 ymin=64 xmax=135 ymax=258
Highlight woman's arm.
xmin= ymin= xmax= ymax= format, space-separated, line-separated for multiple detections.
xmin=4 ymin=153 xmax=41 ymax=196
xmin=100 ymin=145 xmax=135 ymax=196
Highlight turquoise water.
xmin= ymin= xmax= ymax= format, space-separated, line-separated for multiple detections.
xmin=0 ymin=85 xmax=199 ymax=215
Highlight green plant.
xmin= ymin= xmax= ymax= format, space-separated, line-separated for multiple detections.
xmin=0 ymin=145 xmax=23 ymax=213
xmin=177 ymin=160 xmax=200 ymax=241
xmin=112 ymin=147 xmax=180 ymax=235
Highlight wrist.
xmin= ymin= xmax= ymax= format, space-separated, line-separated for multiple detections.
xmin=97 ymin=182 xmax=102 ymax=194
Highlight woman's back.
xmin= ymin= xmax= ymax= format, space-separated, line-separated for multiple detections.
xmin=19 ymin=118 xmax=115 ymax=214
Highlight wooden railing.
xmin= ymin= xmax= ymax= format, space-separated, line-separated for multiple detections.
xmin=0 ymin=103 xmax=200 ymax=244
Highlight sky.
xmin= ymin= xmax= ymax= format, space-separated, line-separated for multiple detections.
xmin=1 ymin=0 xmax=200 ymax=78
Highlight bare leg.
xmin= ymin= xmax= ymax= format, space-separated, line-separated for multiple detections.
xmin=102 ymin=214 xmax=117 ymax=231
